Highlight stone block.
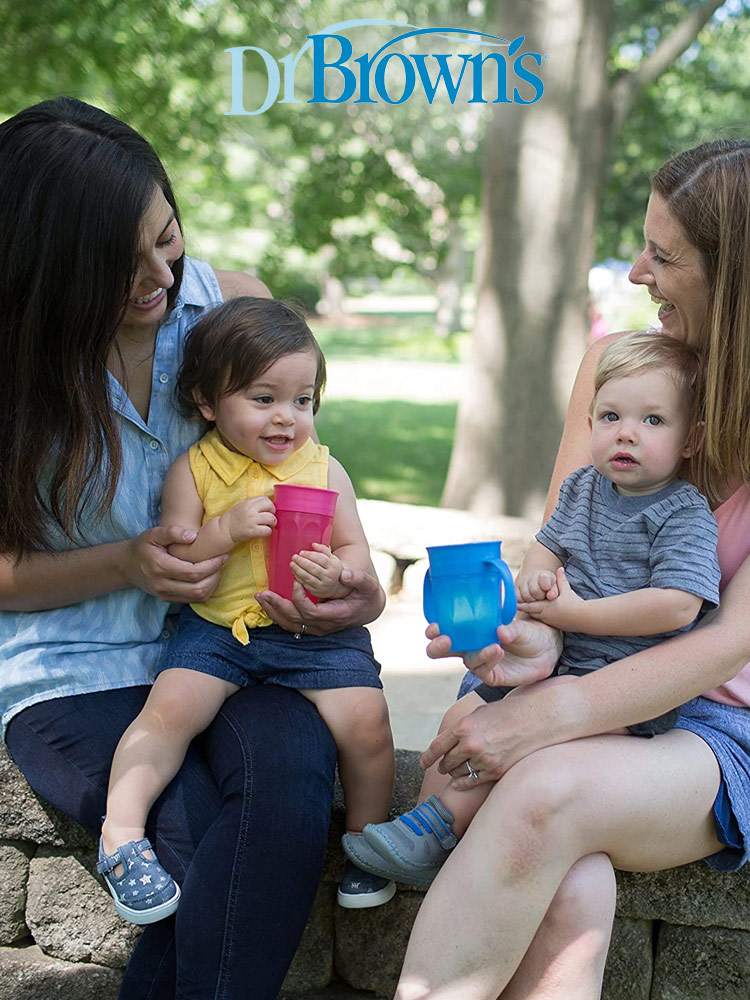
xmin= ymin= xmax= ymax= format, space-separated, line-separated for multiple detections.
xmin=602 ymin=916 xmax=653 ymax=1000
xmin=282 ymin=881 xmax=336 ymax=994
xmin=617 ymin=864 xmax=750 ymax=932
xmin=0 ymin=843 xmax=32 ymax=945
xmin=0 ymin=944 xmax=122 ymax=1000
xmin=334 ymin=891 xmax=423 ymax=996
xmin=651 ymin=922 xmax=750 ymax=999
xmin=26 ymin=849 xmax=140 ymax=968
xmin=0 ymin=744 xmax=93 ymax=849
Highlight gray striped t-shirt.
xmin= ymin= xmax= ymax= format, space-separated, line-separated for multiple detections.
xmin=537 ymin=465 xmax=721 ymax=674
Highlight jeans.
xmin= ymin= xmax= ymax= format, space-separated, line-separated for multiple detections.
xmin=5 ymin=683 xmax=337 ymax=1000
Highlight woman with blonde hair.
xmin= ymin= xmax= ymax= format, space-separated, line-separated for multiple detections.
xmin=393 ymin=139 xmax=750 ymax=1000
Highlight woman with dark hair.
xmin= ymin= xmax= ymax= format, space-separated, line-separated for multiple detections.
xmin=391 ymin=140 xmax=750 ymax=1000
xmin=0 ymin=97 xmax=385 ymax=999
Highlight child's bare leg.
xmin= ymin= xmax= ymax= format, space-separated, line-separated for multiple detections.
xmin=419 ymin=691 xmax=493 ymax=836
xmin=301 ymin=687 xmax=395 ymax=832
xmin=102 ymin=669 xmax=238 ymax=863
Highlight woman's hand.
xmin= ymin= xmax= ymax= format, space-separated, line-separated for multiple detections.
xmin=122 ymin=525 xmax=228 ymax=603
xmin=426 ymin=616 xmax=562 ymax=687
xmin=420 ymin=674 xmax=567 ymax=790
xmin=255 ymin=567 xmax=385 ymax=636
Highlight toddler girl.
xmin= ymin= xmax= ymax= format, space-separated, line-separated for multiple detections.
xmin=97 ymin=297 xmax=396 ymax=921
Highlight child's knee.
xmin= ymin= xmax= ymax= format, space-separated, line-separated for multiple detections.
xmin=439 ymin=691 xmax=484 ymax=732
xmin=333 ymin=690 xmax=393 ymax=755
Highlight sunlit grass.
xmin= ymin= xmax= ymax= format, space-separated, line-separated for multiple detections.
xmin=316 ymin=398 xmax=457 ymax=505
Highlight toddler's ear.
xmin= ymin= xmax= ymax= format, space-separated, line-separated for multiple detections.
xmin=682 ymin=420 xmax=706 ymax=458
xmin=192 ymin=388 xmax=215 ymax=422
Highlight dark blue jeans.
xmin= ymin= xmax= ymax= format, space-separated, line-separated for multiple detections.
xmin=5 ymin=683 xmax=337 ymax=1000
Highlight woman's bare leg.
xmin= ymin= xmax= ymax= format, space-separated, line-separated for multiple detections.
xmin=499 ymin=854 xmax=616 ymax=1000
xmin=396 ymin=728 xmax=722 ymax=1000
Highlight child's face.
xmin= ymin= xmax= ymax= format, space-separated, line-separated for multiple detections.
xmin=589 ymin=369 xmax=695 ymax=496
xmin=196 ymin=351 xmax=317 ymax=464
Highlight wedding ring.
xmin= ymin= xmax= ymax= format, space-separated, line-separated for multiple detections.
xmin=293 ymin=623 xmax=307 ymax=640
xmin=465 ymin=761 xmax=479 ymax=780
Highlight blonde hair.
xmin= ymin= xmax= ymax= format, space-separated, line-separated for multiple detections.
xmin=652 ymin=140 xmax=750 ymax=505
xmin=594 ymin=331 xmax=702 ymax=404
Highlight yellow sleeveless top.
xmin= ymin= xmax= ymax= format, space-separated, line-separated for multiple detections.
xmin=188 ymin=428 xmax=329 ymax=644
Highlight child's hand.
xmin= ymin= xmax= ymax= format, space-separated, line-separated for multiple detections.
xmin=226 ymin=497 xmax=276 ymax=543
xmin=515 ymin=569 xmax=559 ymax=604
xmin=517 ymin=567 xmax=585 ymax=630
xmin=290 ymin=542 xmax=345 ymax=599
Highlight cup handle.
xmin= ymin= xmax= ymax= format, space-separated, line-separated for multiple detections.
xmin=423 ymin=571 xmax=438 ymax=624
xmin=484 ymin=558 xmax=518 ymax=624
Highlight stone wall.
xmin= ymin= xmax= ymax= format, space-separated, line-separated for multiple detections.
xmin=2 ymin=742 xmax=750 ymax=999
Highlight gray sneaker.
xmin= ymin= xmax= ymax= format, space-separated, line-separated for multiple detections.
xmin=364 ymin=794 xmax=457 ymax=873
xmin=342 ymin=795 xmax=457 ymax=888
xmin=342 ymin=831 xmax=437 ymax=888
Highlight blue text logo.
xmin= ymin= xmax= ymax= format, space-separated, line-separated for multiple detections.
xmin=226 ymin=19 xmax=545 ymax=115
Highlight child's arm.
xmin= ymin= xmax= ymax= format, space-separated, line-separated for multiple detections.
xmin=517 ymin=566 xmax=703 ymax=636
xmin=515 ymin=541 xmax=565 ymax=603
xmin=161 ymin=453 xmax=276 ymax=564
xmin=290 ymin=457 xmax=376 ymax=600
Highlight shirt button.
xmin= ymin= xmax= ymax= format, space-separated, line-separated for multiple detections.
xmin=149 ymin=440 xmax=159 ymax=451
xmin=159 ymin=373 xmax=170 ymax=384
xmin=161 ymin=629 xmax=170 ymax=639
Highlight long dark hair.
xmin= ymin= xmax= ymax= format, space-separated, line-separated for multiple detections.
xmin=0 ymin=97 xmax=184 ymax=556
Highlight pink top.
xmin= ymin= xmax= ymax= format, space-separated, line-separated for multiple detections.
xmin=703 ymin=484 xmax=750 ymax=706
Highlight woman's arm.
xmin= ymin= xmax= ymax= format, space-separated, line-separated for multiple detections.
xmin=0 ymin=526 xmax=228 ymax=612
xmin=425 ymin=561 xmax=750 ymax=788
xmin=215 ymin=269 xmax=272 ymax=301
xmin=543 ymin=332 xmax=630 ymax=519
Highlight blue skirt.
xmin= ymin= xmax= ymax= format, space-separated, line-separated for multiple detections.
xmin=675 ymin=697 xmax=750 ymax=872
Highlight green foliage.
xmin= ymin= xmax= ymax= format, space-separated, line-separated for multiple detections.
xmin=315 ymin=398 xmax=457 ymax=504
xmin=600 ymin=1 xmax=750 ymax=260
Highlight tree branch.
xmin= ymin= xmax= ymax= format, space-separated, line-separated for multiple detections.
xmin=610 ymin=0 xmax=727 ymax=131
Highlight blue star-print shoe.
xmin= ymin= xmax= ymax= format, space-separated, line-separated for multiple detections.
xmin=96 ymin=836 xmax=180 ymax=925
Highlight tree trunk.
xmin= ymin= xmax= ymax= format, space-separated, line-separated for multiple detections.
xmin=441 ymin=0 xmax=613 ymax=517
xmin=434 ymin=220 xmax=467 ymax=337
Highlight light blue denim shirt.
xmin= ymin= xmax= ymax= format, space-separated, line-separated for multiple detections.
xmin=0 ymin=258 xmax=222 ymax=735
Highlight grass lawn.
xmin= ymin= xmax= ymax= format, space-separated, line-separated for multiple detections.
xmin=309 ymin=309 xmax=463 ymax=506
xmin=315 ymin=397 xmax=457 ymax=506
xmin=312 ymin=314 xmax=467 ymax=363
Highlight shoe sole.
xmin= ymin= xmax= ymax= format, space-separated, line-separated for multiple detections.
xmin=105 ymin=879 xmax=181 ymax=925
xmin=363 ymin=826 xmax=447 ymax=882
xmin=343 ymin=837 xmax=437 ymax=889
xmin=337 ymin=880 xmax=397 ymax=909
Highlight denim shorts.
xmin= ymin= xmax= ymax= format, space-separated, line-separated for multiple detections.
xmin=158 ymin=605 xmax=382 ymax=692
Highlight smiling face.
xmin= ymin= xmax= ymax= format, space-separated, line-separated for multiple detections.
xmin=196 ymin=350 xmax=317 ymax=465
xmin=589 ymin=368 xmax=696 ymax=496
xmin=628 ymin=192 xmax=710 ymax=347
xmin=122 ymin=187 xmax=184 ymax=329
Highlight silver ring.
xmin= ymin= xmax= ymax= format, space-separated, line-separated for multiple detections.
xmin=465 ymin=761 xmax=479 ymax=781
xmin=293 ymin=623 xmax=307 ymax=640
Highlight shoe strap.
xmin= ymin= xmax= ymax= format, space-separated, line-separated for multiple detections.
xmin=400 ymin=801 xmax=457 ymax=849
xmin=96 ymin=846 xmax=123 ymax=876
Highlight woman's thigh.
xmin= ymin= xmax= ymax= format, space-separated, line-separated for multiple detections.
xmin=476 ymin=728 xmax=723 ymax=873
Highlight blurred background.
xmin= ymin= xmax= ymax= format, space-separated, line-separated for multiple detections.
xmin=4 ymin=0 xmax=750 ymax=520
